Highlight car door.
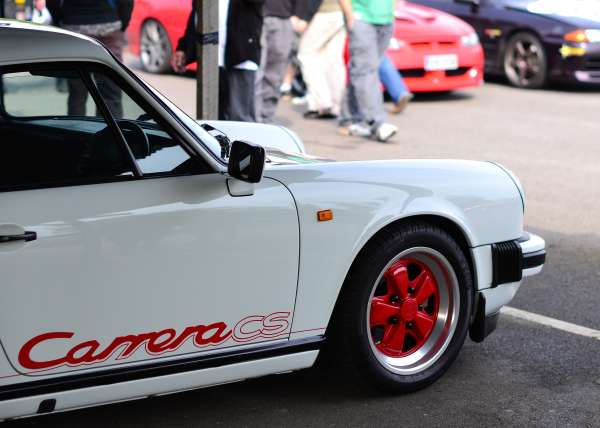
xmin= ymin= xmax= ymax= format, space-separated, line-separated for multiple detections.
xmin=0 ymin=64 xmax=299 ymax=377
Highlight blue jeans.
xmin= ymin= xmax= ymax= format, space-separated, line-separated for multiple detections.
xmin=379 ymin=55 xmax=410 ymax=103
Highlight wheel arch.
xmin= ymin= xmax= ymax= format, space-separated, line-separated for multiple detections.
xmin=327 ymin=214 xmax=477 ymax=333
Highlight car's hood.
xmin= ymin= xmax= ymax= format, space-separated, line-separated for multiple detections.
xmin=505 ymin=0 xmax=600 ymax=28
xmin=396 ymin=2 xmax=474 ymax=39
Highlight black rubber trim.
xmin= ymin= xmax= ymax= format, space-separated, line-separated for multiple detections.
xmin=0 ymin=336 xmax=323 ymax=402
xmin=522 ymin=250 xmax=546 ymax=270
xmin=469 ymin=294 xmax=499 ymax=343
xmin=0 ymin=231 xmax=37 ymax=243
xmin=491 ymin=240 xmax=523 ymax=287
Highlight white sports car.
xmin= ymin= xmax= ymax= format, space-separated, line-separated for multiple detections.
xmin=0 ymin=22 xmax=545 ymax=420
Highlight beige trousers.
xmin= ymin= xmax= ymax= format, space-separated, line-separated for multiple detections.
xmin=298 ymin=11 xmax=346 ymax=115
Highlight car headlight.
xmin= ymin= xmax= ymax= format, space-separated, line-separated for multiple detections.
xmin=461 ymin=32 xmax=479 ymax=47
xmin=564 ymin=29 xmax=600 ymax=43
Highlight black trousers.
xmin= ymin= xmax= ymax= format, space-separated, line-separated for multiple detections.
xmin=219 ymin=68 xmax=257 ymax=122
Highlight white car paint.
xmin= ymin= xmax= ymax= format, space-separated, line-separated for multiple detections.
xmin=199 ymin=120 xmax=306 ymax=154
xmin=0 ymin=21 xmax=545 ymax=420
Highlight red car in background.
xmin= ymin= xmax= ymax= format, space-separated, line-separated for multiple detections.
xmin=128 ymin=0 xmax=192 ymax=73
xmin=389 ymin=1 xmax=484 ymax=92
xmin=128 ymin=0 xmax=483 ymax=93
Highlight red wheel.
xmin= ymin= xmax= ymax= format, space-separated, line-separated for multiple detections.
xmin=369 ymin=258 xmax=440 ymax=358
xmin=329 ymin=222 xmax=473 ymax=392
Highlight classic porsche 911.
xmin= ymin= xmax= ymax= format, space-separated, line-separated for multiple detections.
xmin=0 ymin=22 xmax=545 ymax=420
xmin=411 ymin=0 xmax=600 ymax=88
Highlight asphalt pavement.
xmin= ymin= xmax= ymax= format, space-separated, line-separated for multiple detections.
xmin=8 ymin=60 xmax=600 ymax=427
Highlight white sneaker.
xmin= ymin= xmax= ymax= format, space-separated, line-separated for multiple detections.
xmin=348 ymin=123 xmax=372 ymax=138
xmin=374 ymin=123 xmax=398 ymax=142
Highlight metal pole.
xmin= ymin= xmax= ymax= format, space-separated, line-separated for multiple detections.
xmin=195 ymin=0 xmax=219 ymax=120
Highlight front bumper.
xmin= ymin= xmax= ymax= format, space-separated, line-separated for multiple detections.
xmin=550 ymin=42 xmax=600 ymax=84
xmin=388 ymin=44 xmax=485 ymax=92
xmin=402 ymin=67 xmax=484 ymax=92
xmin=470 ymin=232 xmax=546 ymax=342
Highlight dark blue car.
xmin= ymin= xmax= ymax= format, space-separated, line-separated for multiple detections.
xmin=410 ymin=0 xmax=600 ymax=88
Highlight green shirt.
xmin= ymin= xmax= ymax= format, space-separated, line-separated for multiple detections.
xmin=352 ymin=0 xmax=395 ymax=25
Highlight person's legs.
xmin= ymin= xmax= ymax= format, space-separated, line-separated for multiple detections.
xmin=256 ymin=16 xmax=294 ymax=123
xmin=379 ymin=54 xmax=412 ymax=114
xmin=348 ymin=20 xmax=385 ymax=130
xmin=96 ymin=31 xmax=125 ymax=117
xmin=67 ymin=79 xmax=89 ymax=116
xmin=324 ymin=15 xmax=347 ymax=117
xmin=379 ymin=55 xmax=408 ymax=103
xmin=224 ymin=69 xmax=257 ymax=122
xmin=298 ymin=12 xmax=345 ymax=115
xmin=219 ymin=67 xmax=229 ymax=121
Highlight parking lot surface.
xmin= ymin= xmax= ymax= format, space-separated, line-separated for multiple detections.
xmin=8 ymin=63 xmax=600 ymax=427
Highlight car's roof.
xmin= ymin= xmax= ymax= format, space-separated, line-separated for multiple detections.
xmin=0 ymin=20 xmax=114 ymax=67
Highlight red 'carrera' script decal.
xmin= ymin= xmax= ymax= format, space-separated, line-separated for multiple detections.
xmin=18 ymin=312 xmax=291 ymax=371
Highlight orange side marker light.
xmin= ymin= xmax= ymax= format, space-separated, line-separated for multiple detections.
xmin=317 ymin=209 xmax=334 ymax=222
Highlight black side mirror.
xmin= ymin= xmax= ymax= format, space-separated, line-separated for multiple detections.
xmin=227 ymin=140 xmax=265 ymax=184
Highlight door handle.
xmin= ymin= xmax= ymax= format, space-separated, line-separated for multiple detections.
xmin=0 ymin=231 xmax=37 ymax=243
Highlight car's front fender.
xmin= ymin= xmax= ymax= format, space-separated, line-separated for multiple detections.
xmin=265 ymin=159 xmax=524 ymax=338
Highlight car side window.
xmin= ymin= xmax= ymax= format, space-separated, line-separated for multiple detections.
xmin=0 ymin=69 xmax=136 ymax=191
xmin=89 ymin=71 xmax=207 ymax=176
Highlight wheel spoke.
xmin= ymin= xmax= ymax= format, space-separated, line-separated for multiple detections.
xmin=515 ymin=41 xmax=527 ymax=56
xmin=412 ymin=271 xmax=436 ymax=305
xmin=385 ymin=264 xmax=410 ymax=298
xmin=414 ymin=312 xmax=435 ymax=340
xmin=383 ymin=322 xmax=407 ymax=352
xmin=370 ymin=297 xmax=398 ymax=327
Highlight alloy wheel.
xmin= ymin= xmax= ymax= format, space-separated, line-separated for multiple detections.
xmin=504 ymin=34 xmax=547 ymax=89
xmin=367 ymin=248 xmax=460 ymax=375
xmin=140 ymin=20 xmax=172 ymax=74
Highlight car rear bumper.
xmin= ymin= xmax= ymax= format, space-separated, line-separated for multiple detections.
xmin=470 ymin=232 xmax=546 ymax=342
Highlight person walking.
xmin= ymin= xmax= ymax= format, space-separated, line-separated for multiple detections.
xmin=172 ymin=0 xmax=264 ymax=122
xmin=339 ymin=0 xmax=398 ymax=142
xmin=47 ymin=0 xmax=133 ymax=117
xmin=255 ymin=0 xmax=310 ymax=123
xmin=297 ymin=0 xmax=346 ymax=119
xmin=380 ymin=55 xmax=413 ymax=114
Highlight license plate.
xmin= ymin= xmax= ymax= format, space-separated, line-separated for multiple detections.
xmin=424 ymin=54 xmax=459 ymax=71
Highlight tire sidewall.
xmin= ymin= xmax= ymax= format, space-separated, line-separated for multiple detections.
xmin=349 ymin=226 xmax=473 ymax=392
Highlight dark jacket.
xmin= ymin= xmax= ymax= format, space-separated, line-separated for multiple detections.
xmin=47 ymin=0 xmax=134 ymax=31
xmin=177 ymin=0 xmax=264 ymax=69
xmin=303 ymin=0 xmax=324 ymax=22
xmin=265 ymin=0 xmax=312 ymax=20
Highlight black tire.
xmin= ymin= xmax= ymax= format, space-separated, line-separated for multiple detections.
xmin=140 ymin=20 xmax=173 ymax=74
xmin=503 ymin=32 xmax=547 ymax=89
xmin=329 ymin=221 xmax=473 ymax=393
